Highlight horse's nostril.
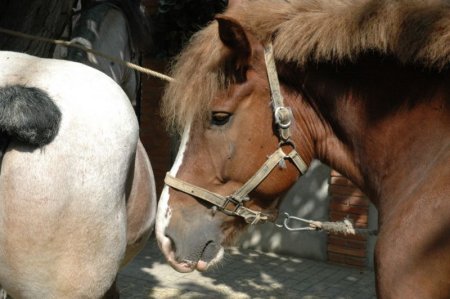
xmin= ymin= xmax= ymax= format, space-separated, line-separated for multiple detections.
xmin=164 ymin=233 xmax=177 ymax=253
xmin=200 ymin=241 xmax=220 ymax=262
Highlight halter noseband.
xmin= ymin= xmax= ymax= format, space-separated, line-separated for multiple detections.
xmin=164 ymin=43 xmax=308 ymax=224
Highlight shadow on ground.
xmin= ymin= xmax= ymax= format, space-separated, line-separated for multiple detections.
xmin=118 ymin=236 xmax=376 ymax=299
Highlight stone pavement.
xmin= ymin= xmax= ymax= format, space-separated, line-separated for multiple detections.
xmin=118 ymin=237 xmax=376 ymax=299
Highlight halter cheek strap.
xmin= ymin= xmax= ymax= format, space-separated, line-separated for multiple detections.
xmin=164 ymin=42 xmax=309 ymax=224
xmin=265 ymin=43 xmax=293 ymax=143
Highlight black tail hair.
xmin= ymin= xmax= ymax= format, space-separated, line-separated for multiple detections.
xmin=0 ymin=85 xmax=61 ymax=146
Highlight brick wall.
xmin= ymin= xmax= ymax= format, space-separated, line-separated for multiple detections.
xmin=139 ymin=58 xmax=171 ymax=196
xmin=327 ymin=170 xmax=370 ymax=268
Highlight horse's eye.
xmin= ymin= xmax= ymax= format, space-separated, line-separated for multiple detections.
xmin=211 ymin=112 xmax=232 ymax=126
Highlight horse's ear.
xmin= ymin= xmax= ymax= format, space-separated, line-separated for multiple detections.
xmin=216 ymin=15 xmax=251 ymax=61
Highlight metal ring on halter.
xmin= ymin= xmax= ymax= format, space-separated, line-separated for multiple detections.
xmin=279 ymin=139 xmax=296 ymax=149
xmin=274 ymin=106 xmax=292 ymax=129
xmin=220 ymin=196 xmax=242 ymax=216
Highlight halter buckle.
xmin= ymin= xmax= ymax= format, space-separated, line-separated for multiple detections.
xmin=274 ymin=106 xmax=292 ymax=129
xmin=221 ymin=196 xmax=242 ymax=216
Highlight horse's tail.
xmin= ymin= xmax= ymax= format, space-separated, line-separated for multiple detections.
xmin=0 ymin=85 xmax=61 ymax=146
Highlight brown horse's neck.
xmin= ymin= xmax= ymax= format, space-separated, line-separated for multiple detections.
xmin=280 ymin=57 xmax=450 ymax=209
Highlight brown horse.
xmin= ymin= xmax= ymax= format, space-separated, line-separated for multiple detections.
xmin=155 ymin=0 xmax=450 ymax=298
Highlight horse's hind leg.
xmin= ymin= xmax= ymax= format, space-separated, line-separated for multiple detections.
xmin=102 ymin=277 xmax=120 ymax=299
xmin=0 ymin=286 xmax=7 ymax=299
xmin=101 ymin=140 xmax=155 ymax=298
xmin=122 ymin=139 xmax=156 ymax=266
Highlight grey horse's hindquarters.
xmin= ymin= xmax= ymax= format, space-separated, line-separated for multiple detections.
xmin=0 ymin=85 xmax=61 ymax=146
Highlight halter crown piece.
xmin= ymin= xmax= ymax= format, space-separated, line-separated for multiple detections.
xmin=164 ymin=43 xmax=308 ymax=224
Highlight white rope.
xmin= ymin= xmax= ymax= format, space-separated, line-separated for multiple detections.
xmin=0 ymin=27 xmax=174 ymax=82
xmin=276 ymin=213 xmax=378 ymax=236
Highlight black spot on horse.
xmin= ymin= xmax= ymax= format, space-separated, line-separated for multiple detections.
xmin=0 ymin=85 xmax=62 ymax=146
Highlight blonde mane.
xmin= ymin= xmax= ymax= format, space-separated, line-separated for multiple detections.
xmin=162 ymin=0 xmax=450 ymax=131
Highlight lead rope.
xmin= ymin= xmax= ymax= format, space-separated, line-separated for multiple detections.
xmin=276 ymin=213 xmax=378 ymax=236
xmin=0 ymin=27 xmax=174 ymax=82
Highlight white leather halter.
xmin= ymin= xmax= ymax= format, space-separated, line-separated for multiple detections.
xmin=164 ymin=43 xmax=308 ymax=224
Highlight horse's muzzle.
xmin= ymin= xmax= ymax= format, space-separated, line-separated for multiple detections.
xmin=158 ymin=232 xmax=224 ymax=273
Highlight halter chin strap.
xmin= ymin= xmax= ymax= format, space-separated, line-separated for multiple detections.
xmin=164 ymin=43 xmax=308 ymax=224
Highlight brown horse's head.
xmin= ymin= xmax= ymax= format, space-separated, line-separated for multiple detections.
xmin=155 ymin=15 xmax=314 ymax=273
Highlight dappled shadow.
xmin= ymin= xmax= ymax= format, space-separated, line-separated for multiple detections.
xmin=240 ymin=160 xmax=332 ymax=261
xmin=117 ymin=160 xmax=376 ymax=298
xmin=117 ymin=236 xmax=376 ymax=299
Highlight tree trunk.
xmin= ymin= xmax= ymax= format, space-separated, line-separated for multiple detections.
xmin=0 ymin=0 xmax=75 ymax=57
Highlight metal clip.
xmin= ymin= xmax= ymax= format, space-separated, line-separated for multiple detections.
xmin=275 ymin=213 xmax=318 ymax=231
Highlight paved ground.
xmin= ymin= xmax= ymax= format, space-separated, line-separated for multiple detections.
xmin=117 ymin=237 xmax=377 ymax=299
